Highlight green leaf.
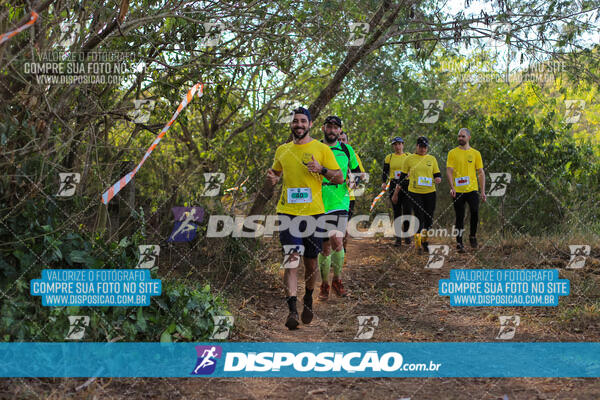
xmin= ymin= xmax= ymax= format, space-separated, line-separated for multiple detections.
xmin=69 ymin=250 xmax=96 ymax=265
xmin=136 ymin=307 xmax=147 ymax=331
xmin=160 ymin=330 xmax=172 ymax=342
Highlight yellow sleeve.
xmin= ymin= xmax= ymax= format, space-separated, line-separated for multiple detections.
xmin=475 ymin=151 xmax=483 ymax=169
xmin=271 ymin=148 xmax=282 ymax=171
xmin=446 ymin=150 xmax=455 ymax=169
xmin=356 ymin=153 xmax=366 ymax=173
xmin=432 ymin=157 xmax=440 ymax=174
xmin=321 ymin=146 xmax=341 ymax=170
xmin=384 ymin=154 xmax=391 ymax=163
xmin=401 ymin=156 xmax=410 ymax=173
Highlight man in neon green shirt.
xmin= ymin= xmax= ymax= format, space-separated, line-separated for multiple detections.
xmin=317 ymin=116 xmax=361 ymax=300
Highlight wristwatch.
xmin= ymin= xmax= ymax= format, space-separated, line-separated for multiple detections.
xmin=320 ymin=167 xmax=328 ymax=175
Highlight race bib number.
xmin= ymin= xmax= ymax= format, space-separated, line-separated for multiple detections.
xmin=394 ymin=170 xmax=402 ymax=179
xmin=287 ymin=188 xmax=312 ymax=203
xmin=417 ymin=176 xmax=433 ymax=187
xmin=455 ymin=176 xmax=470 ymax=187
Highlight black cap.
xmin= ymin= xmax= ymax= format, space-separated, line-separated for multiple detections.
xmin=391 ymin=136 xmax=404 ymax=144
xmin=416 ymin=136 xmax=429 ymax=147
xmin=324 ymin=115 xmax=342 ymax=127
xmin=293 ymin=107 xmax=311 ymax=121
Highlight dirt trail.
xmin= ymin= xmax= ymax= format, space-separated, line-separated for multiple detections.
xmin=5 ymin=236 xmax=600 ymax=399
xmin=173 ymin=236 xmax=600 ymax=399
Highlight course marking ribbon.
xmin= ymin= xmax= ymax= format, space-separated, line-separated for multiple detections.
xmin=0 ymin=11 xmax=39 ymax=45
xmin=370 ymin=181 xmax=389 ymax=211
xmin=101 ymin=82 xmax=204 ymax=204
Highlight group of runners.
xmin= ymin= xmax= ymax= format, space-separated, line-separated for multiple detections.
xmin=266 ymin=107 xmax=486 ymax=330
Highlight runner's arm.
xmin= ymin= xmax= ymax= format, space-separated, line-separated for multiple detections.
xmin=324 ymin=168 xmax=344 ymax=184
xmin=399 ymin=172 xmax=408 ymax=186
xmin=266 ymin=168 xmax=282 ymax=186
xmin=446 ymin=167 xmax=455 ymax=197
xmin=306 ymin=155 xmax=344 ymax=184
xmin=382 ymin=162 xmax=389 ymax=183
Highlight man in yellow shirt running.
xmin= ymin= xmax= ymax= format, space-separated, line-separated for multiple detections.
xmin=446 ymin=128 xmax=486 ymax=252
xmin=266 ymin=107 xmax=343 ymax=330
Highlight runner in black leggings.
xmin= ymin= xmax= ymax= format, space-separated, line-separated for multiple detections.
xmin=446 ymin=128 xmax=487 ymax=252
xmin=396 ymin=136 xmax=441 ymax=253
xmin=384 ymin=137 xmax=412 ymax=247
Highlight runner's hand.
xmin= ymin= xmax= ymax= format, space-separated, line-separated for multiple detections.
xmin=266 ymin=169 xmax=280 ymax=185
xmin=480 ymin=191 xmax=487 ymax=202
xmin=450 ymin=188 xmax=456 ymax=198
xmin=381 ymin=182 xmax=387 ymax=191
xmin=306 ymin=155 xmax=322 ymax=173
xmin=391 ymin=193 xmax=398 ymax=204
xmin=434 ymin=177 xmax=442 ymax=184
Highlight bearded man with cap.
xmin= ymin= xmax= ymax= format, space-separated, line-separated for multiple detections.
xmin=317 ymin=115 xmax=361 ymax=300
xmin=266 ymin=107 xmax=343 ymax=330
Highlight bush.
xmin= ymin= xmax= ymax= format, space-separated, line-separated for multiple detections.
xmin=0 ymin=198 xmax=229 ymax=342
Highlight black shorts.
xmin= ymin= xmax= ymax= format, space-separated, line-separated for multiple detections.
xmin=278 ymin=213 xmax=325 ymax=259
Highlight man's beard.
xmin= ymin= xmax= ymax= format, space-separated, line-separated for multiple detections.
xmin=324 ymin=132 xmax=338 ymax=144
xmin=292 ymin=126 xmax=310 ymax=140
xmin=458 ymin=139 xmax=466 ymax=146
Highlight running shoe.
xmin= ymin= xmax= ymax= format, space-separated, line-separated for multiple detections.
xmin=301 ymin=302 xmax=313 ymax=324
xmin=331 ymin=279 xmax=347 ymax=297
xmin=469 ymin=236 xmax=478 ymax=249
xmin=319 ymin=282 xmax=330 ymax=300
xmin=285 ymin=311 xmax=300 ymax=330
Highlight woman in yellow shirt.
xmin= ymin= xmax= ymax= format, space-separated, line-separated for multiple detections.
xmin=393 ymin=136 xmax=441 ymax=252
xmin=382 ymin=137 xmax=412 ymax=247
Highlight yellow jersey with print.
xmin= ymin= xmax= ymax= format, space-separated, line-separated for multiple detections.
xmin=446 ymin=147 xmax=483 ymax=193
xmin=402 ymin=154 xmax=440 ymax=194
xmin=385 ymin=152 xmax=410 ymax=181
xmin=349 ymin=152 xmax=366 ymax=201
xmin=271 ymin=139 xmax=341 ymax=216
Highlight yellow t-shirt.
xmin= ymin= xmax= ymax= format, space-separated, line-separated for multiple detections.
xmin=271 ymin=139 xmax=341 ymax=215
xmin=385 ymin=153 xmax=410 ymax=180
xmin=446 ymin=147 xmax=483 ymax=193
xmin=402 ymin=154 xmax=440 ymax=194
xmin=349 ymin=152 xmax=365 ymax=201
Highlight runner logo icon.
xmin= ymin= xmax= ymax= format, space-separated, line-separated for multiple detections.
xmin=496 ymin=316 xmax=520 ymax=340
xmin=168 ymin=207 xmax=204 ymax=242
xmin=420 ymin=100 xmax=444 ymax=123
xmin=566 ymin=245 xmax=590 ymax=269
xmin=425 ymin=245 xmax=449 ymax=269
xmin=65 ymin=316 xmax=89 ymax=340
xmin=355 ymin=315 xmax=379 ymax=339
xmin=201 ymin=173 xmax=225 ymax=197
xmin=487 ymin=173 xmax=511 ymax=197
xmin=192 ymin=345 xmax=222 ymax=375
xmin=210 ymin=316 xmax=234 ymax=340
xmin=346 ymin=22 xmax=369 ymax=46
xmin=56 ymin=173 xmax=80 ymax=197
xmin=136 ymin=245 xmax=160 ymax=269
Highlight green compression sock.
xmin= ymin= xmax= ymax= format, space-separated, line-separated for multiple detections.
xmin=318 ymin=253 xmax=331 ymax=282
xmin=331 ymin=249 xmax=345 ymax=277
